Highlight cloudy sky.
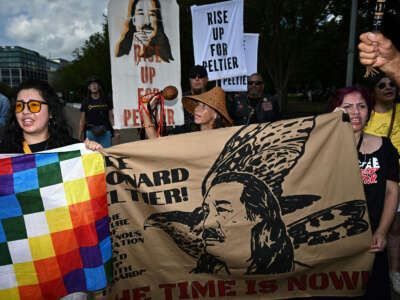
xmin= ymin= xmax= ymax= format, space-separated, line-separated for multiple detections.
xmin=0 ymin=0 xmax=108 ymax=60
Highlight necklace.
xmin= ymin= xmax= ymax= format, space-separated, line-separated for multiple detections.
xmin=356 ymin=132 xmax=368 ymax=168
xmin=23 ymin=139 xmax=49 ymax=153
xmin=356 ymin=132 xmax=363 ymax=152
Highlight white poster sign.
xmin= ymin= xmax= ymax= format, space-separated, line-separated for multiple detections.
xmin=221 ymin=33 xmax=259 ymax=92
xmin=108 ymin=0 xmax=183 ymax=129
xmin=191 ymin=0 xmax=246 ymax=81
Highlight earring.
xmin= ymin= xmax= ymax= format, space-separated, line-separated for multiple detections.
xmin=49 ymin=118 xmax=56 ymax=128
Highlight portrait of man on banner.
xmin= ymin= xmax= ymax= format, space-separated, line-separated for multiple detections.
xmin=115 ymin=0 xmax=174 ymax=62
xmin=144 ymin=118 xmax=369 ymax=276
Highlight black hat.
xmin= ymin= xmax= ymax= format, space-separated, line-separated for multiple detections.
xmin=366 ymin=71 xmax=389 ymax=90
xmin=87 ymin=76 xmax=102 ymax=86
xmin=189 ymin=65 xmax=208 ymax=79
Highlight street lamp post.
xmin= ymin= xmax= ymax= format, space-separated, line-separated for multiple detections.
xmin=346 ymin=0 xmax=358 ymax=87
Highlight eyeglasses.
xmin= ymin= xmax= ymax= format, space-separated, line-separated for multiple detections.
xmin=377 ymin=81 xmax=396 ymax=89
xmin=15 ymin=100 xmax=48 ymax=113
xmin=248 ymin=81 xmax=263 ymax=86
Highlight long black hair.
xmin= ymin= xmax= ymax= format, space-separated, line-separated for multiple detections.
xmin=115 ymin=0 xmax=173 ymax=62
xmin=0 ymin=80 xmax=74 ymax=153
xmin=198 ymin=172 xmax=293 ymax=274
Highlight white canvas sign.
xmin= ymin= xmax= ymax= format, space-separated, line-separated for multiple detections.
xmin=191 ymin=0 xmax=246 ymax=81
xmin=221 ymin=33 xmax=259 ymax=92
xmin=108 ymin=0 xmax=183 ymax=129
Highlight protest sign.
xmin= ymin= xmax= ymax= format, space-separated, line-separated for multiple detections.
xmin=98 ymin=112 xmax=373 ymax=299
xmin=221 ymin=33 xmax=259 ymax=92
xmin=0 ymin=150 xmax=111 ymax=300
xmin=191 ymin=0 xmax=247 ymax=81
xmin=108 ymin=0 xmax=183 ymax=129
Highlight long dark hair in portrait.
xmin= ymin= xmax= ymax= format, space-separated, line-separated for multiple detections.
xmin=194 ymin=171 xmax=294 ymax=274
xmin=116 ymin=0 xmax=174 ymax=62
xmin=0 ymin=80 xmax=74 ymax=153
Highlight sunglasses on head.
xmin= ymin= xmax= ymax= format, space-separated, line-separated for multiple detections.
xmin=377 ymin=81 xmax=396 ymax=90
xmin=15 ymin=99 xmax=48 ymax=113
xmin=248 ymin=80 xmax=263 ymax=86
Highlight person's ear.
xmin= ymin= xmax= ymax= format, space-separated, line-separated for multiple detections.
xmin=212 ymin=111 xmax=218 ymax=121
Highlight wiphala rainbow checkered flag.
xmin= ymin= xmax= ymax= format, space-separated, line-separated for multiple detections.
xmin=0 ymin=150 xmax=112 ymax=300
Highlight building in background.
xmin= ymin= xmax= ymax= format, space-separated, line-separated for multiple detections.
xmin=0 ymin=46 xmax=68 ymax=88
xmin=47 ymin=57 xmax=69 ymax=85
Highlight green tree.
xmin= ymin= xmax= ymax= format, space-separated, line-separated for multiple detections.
xmin=56 ymin=0 xmax=398 ymax=110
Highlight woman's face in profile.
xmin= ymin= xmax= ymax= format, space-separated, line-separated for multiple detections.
xmin=132 ymin=0 xmax=158 ymax=45
xmin=201 ymin=181 xmax=253 ymax=270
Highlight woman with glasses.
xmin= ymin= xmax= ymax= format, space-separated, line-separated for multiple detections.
xmin=328 ymin=85 xmax=399 ymax=300
xmin=0 ymin=79 xmax=101 ymax=153
xmin=364 ymin=72 xmax=400 ymax=294
xmin=364 ymin=73 xmax=399 ymax=142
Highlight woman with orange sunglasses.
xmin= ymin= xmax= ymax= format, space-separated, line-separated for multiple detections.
xmin=0 ymin=80 xmax=101 ymax=153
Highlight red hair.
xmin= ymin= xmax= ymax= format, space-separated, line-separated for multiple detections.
xmin=328 ymin=85 xmax=373 ymax=118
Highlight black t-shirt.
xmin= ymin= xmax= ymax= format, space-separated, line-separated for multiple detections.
xmin=359 ymin=137 xmax=400 ymax=231
xmin=29 ymin=140 xmax=52 ymax=152
xmin=81 ymin=95 xmax=113 ymax=127
xmin=0 ymin=136 xmax=80 ymax=153
xmin=227 ymin=93 xmax=280 ymax=126
xmin=27 ymin=137 xmax=80 ymax=153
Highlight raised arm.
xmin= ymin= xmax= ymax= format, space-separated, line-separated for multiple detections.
xmin=359 ymin=32 xmax=400 ymax=86
xmin=141 ymin=107 xmax=158 ymax=139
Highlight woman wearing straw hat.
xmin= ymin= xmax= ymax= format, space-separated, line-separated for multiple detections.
xmin=142 ymin=86 xmax=232 ymax=138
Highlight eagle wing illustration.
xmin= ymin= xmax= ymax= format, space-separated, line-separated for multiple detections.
xmin=144 ymin=207 xmax=205 ymax=259
xmin=287 ymin=200 xmax=369 ymax=249
xmin=202 ymin=117 xmax=317 ymax=214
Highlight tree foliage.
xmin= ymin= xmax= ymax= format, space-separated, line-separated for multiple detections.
xmin=56 ymin=0 xmax=400 ymax=108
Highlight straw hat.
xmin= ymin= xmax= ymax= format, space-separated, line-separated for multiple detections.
xmin=182 ymin=87 xmax=233 ymax=126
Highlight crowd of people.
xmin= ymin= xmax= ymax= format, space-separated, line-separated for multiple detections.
xmin=0 ymin=31 xmax=400 ymax=299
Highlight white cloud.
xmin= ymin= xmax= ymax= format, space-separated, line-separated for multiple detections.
xmin=2 ymin=0 xmax=108 ymax=59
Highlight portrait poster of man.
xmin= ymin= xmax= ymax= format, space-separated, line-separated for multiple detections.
xmin=98 ymin=112 xmax=374 ymax=299
xmin=108 ymin=0 xmax=183 ymax=129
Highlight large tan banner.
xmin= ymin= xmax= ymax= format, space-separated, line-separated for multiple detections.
xmin=98 ymin=113 xmax=373 ymax=299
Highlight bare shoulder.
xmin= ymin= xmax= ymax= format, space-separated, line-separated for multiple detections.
xmin=364 ymin=133 xmax=382 ymax=153
xmin=364 ymin=132 xmax=381 ymax=142
xmin=364 ymin=133 xmax=382 ymax=149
